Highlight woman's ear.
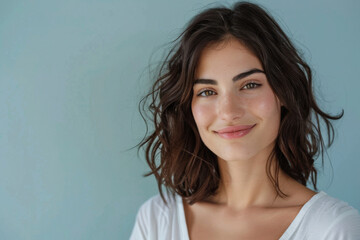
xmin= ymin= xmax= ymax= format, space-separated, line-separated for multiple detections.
xmin=276 ymin=96 xmax=284 ymax=107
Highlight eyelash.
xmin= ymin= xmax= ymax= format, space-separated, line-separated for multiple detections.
xmin=197 ymin=89 xmax=216 ymax=97
xmin=196 ymin=82 xmax=262 ymax=97
xmin=242 ymin=82 xmax=261 ymax=90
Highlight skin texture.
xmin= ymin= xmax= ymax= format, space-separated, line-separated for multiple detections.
xmin=192 ymin=38 xmax=281 ymax=166
xmin=191 ymin=37 xmax=284 ymax=209
xmin=186 ymin=38 xmax=316 ymax=239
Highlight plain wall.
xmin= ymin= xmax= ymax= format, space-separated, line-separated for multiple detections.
xmin=0 ymin=0 xmax=359 ymax=239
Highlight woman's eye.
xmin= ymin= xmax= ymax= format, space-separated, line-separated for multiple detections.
xmin=197 ymin=90 xmax=216 ymax=97
xmin=242 ymin=82 xmax=261 ymax=90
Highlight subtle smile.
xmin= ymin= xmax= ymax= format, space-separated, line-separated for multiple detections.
xmin=214 ymin=124 xmax=256 ymax=139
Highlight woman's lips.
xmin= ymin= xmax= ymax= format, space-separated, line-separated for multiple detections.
xmin=215 ymin=124 xmax=256 ymax=139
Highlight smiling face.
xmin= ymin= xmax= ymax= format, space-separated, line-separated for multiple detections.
xmin=191 ymin=38 xmax=282 ymax=162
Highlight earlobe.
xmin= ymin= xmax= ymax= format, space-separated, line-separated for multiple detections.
xmin=275 ymin=96 xmax=283 ymax=107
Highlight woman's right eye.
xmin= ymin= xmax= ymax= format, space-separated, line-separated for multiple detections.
xmin=197 ymin=90 xmax=216 ymax=97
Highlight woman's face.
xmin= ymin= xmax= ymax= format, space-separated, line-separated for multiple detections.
xmin=191 ymin=38 xmax=282 ymax=162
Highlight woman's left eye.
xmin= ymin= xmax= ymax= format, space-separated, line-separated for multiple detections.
xmin=242 ymin=82 xmax=261 ymax=90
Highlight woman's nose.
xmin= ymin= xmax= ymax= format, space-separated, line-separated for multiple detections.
xmin=217 ymin=93 xmax=244 ymax=121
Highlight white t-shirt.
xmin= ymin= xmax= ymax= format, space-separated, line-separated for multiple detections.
xmin=130 ymin=191 xmax=360 ymax=240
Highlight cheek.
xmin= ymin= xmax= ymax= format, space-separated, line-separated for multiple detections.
xmin=250 ymin=91 xmax=281 ymax=116
xmin=191 ymin=101 xmax=214 ymax=128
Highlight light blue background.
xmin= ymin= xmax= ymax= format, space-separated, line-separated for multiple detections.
xmin=0 ymin=0 xmax=359 ymax=239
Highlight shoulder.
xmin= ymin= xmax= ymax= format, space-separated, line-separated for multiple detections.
xmin=130 ymin=193 xmax=181 ymax=240
xmin=300 ymin=192 xmax=360 ymax=239
xmin=137 ymin=193 xmax=178 ymax=221
xmin=308 ymin=192 xmax=359 ymax=220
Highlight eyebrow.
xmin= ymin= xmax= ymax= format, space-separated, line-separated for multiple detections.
xmin=194 ymin=68 xmax=265 ymax=85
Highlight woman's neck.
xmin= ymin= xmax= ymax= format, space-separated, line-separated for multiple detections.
xmin=208 ymin=154 xmax=291 ymax=211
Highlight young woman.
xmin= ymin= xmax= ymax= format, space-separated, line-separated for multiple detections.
xmin=130 ymin=2 xmax=360 ymax=239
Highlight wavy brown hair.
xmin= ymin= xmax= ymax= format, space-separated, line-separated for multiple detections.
xmin=139 ymin=1 xmax=343 ymax=205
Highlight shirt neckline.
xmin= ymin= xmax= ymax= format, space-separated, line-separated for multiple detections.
xmin=279 ymin=191 xmax=326 ymax=239
xmin=176 ymin=191 xmax=326 ymax=240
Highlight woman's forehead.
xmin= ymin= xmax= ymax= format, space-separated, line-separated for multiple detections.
xmin=195 ymin=39 xmax=262 ymax=79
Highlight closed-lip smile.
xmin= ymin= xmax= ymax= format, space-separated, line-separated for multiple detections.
xmin=215 ymin=124 xmax=256 ymax=139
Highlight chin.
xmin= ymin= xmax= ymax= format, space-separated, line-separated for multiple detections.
xmin=211 ymin=146 xmax=257 ymax=163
